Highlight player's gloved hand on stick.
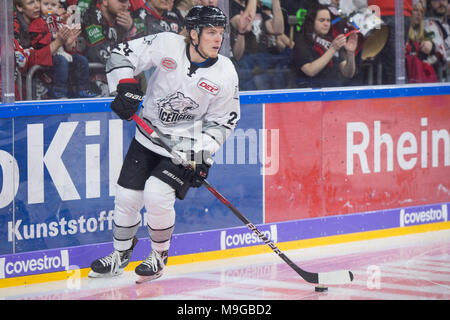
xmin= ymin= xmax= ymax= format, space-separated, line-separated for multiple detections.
xmin=110 ymin=78 xmax=144 ymax=120
xmin=185 ymin=150 xmax=213 ymax=188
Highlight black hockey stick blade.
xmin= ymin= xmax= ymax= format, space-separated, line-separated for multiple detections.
xmin=132 ymin=114 xmax=354 ymax=286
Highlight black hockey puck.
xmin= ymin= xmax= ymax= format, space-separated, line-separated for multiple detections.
xmin=315 ymin=285 xmax=328 ymax=292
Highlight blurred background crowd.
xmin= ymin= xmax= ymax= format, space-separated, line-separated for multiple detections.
xmin=4 ymin=0 xmax=450 ymax=100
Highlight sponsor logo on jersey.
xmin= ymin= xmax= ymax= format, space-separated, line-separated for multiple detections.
xmin=161 ymin=57 xmax=177 ymax=71
xmin=197 ymin=78 xmax=220 ymax=95
xmin=86 ymin=24 xmax=105 ymax=44
xmin=157 ymin=92 xmax=199 ymax=125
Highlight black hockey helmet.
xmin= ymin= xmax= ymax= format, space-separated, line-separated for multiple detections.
xmin=185 ymin=5 xmax=227 ymax=34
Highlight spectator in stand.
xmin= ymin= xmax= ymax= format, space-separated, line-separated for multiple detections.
xmin=29 ymin=0 xmax=97 ymax=98
xmin=406 ymin=0 xmax=438 ymax=83
xmin=171 ymin=0 xmax=191 ymax=31
xmin=261 ymin=0 xmax=296 ymax=87
xmin=230 ymin=0 xmax=256 ymax=62
xmin=131 ymin=0 xmax=182 ymax=38
xmin=424 ymin=0 xmax=450 ymax=81
xmin=368 ymin=0 xmax=413 ymax=84
xmin=81 ymin=0 xmax=138 ymax=64
xmin=230 ymin=0 xmax=286 ymax=91
xmin=14 ymin=0 xmax=74 ymax=99
xmin=173 ymin=0 xmax=195 ymax=20
xmin=323 ymin=0 xmax=365 ymax=85
xmin=170 ymin=0 xmax=196 ymax=33
xmin=81 ymin=0 xmax=138 ymax=95
xmin=292 ymin=4 xmax=357 ymax=88
xmin=263 ymin=1 xmax=293 ymax=51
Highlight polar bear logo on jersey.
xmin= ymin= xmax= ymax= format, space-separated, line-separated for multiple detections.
xmin=157 ymin=92 xmax=199 ymax=124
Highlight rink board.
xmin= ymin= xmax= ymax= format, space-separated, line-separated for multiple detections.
xmin=0 ymin=103 xmax=263 ymax=255
xmin=0 ymin=206 xmax=449 ymax=284
xmin=0 ymin=84 xmax=449 ymax=285
xmin=265 ymin=94 xmax=450 ymax=222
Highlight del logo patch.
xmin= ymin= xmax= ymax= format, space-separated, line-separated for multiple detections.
xmin=161 ymin=57 xmax=177 ymax=71
xmin=197 ymin=78 xmax=220 ymax=95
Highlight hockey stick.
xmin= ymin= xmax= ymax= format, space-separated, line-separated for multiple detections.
xmin=132 ymin=114 xmax=354 ymax=285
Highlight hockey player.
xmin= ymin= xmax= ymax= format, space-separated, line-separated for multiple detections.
xmin=88 ymin=5 xmax=240 ymax=283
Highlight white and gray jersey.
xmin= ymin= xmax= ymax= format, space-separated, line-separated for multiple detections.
xmin=106 ymin=32 xmax=240 ymax=159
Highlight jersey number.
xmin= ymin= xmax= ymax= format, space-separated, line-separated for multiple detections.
xmin=227 ymin=112 xmax=238 ymax=126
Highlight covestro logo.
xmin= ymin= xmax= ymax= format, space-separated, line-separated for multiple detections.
xmin=400 ymin=204 xmax=448 ymax=227
xmin=0 ymin=250 xmax=69 ymax=278
xmin=220 ymin=225 xmax=278 ymax=250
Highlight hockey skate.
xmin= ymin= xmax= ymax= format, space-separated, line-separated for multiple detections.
xmin=135 ymin=249 xmax=168 ymax=284
xmin=88 ymin=237 xmax=138 ymax=278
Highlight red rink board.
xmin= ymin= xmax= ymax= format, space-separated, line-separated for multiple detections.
xmin=264 ymin=95 xmax=450 ymax=222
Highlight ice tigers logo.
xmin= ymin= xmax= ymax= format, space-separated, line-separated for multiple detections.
xmin=156 ymin=92 xmax=199 ymax=125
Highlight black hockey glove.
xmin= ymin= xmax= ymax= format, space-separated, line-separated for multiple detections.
xmin=185 ymin=150 xmax=213 ymax=188
xmin=110 ymin=78 xmax=144 ymax=120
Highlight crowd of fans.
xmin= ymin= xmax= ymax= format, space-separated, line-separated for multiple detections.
xmin=8 ymin=0 xmax=450 ymax=100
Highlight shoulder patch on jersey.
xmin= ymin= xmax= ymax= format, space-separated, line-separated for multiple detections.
xmin=161 ymin=57 xmax=177 ymax=71
xmin=197 ymin=78 xmax=220 ymax=96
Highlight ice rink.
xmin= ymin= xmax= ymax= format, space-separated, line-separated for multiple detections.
xmin=1 ymin=229 xmax=449 ymax=301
